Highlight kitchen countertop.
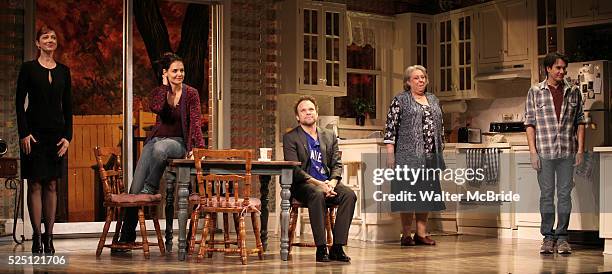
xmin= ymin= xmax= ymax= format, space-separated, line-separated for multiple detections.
xmin=453 ymin=143 xmax=512 ymax=149
xmin=594 ymin=147 xmax=612 ymax=152
xmin=338 ymin=138 xmax=384 ymax=145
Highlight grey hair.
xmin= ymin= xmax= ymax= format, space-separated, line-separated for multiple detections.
xmin=403 ymin=65 xmax=429 ymax=91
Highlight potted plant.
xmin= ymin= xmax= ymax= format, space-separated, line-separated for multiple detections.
xmin=352 ymin=98 xmax=375 ymax=126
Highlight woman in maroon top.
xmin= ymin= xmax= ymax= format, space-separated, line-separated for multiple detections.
xmin=117 ymin=52 xmax=205 ymax=246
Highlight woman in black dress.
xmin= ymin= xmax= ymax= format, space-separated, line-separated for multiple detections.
xmin=384 ymin=65 xmax=445 ymax=246
xmin=16 ymin=25 xmax=72 ymax=254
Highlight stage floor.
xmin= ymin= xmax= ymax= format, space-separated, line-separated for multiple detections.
xmin=0 ymin=234 xmax=610 ymax=273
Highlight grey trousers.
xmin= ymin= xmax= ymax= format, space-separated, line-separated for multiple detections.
xmin=538 ymin=156 xmax=575 ymax=241
xmin=292 ymin=183 xmax=357 ymax=246
xmin=120 ymin=137 xmax=186 ymax=240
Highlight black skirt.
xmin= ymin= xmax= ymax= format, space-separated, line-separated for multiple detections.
xmin=20 ymin=130 xmax=66 ymax=181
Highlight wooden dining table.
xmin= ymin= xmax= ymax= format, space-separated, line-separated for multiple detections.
xmin=163 ymin=158 xmax=300 ymax=261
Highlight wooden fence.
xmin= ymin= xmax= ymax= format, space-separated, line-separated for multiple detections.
xmin=67 ymin=112 xmax=156 ymax=222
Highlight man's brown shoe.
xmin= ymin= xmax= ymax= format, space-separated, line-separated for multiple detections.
xmin=414 ymin=235 xmax=436 ymax=245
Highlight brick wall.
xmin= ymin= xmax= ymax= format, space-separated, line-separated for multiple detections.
xmin=230 ymin=0 xmax=277 ymax=150
xmin=229 ymin=0 xmax=279 ymax=209
xmin=0 ymin=0 xmax=24 ymax=220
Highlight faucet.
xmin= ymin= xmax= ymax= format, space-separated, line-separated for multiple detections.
xmin=367 ymin=131 xmax=383 ymax=138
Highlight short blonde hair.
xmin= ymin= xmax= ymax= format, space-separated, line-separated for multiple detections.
xmin=403 ymin=65 xmax=429 ymax=91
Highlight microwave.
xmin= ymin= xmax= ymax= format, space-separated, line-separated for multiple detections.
xmin=458 ymin=127 xmax=482 ymax=143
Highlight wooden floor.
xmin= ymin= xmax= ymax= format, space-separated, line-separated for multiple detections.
xmin=1 ymin=234 xmax=611 ymax=273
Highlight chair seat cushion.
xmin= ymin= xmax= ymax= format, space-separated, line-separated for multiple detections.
xmin=110 ymin=193 xmax=162 ymax=204
xmin=189 ymin=194 xmax=261 ymax=209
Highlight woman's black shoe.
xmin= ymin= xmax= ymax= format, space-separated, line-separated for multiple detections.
xmin=42 ymin=233 xmax=55 ymax=253
xmin=31 ymin=233 xmax=43 ymax=254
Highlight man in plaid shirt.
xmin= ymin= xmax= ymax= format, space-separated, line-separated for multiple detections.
xmin=524 ymin=52 xmax=586 ymax=255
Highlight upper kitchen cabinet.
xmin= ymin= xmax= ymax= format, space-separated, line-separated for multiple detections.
xmin=433 ymin=10 xmax=476 ymax=100
xmin=278 ymin=0 xmax=347 ymax=96
xmin=396 ymin=13 xmax=433 ymax=73
xmin=564 ymin=0 xmax=612 ymax=27
xmin=476 ymin=0 xmax=530 ymax=66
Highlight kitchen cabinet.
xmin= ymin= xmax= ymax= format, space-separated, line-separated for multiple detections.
xmin=278 ymin=0 xmax=347 ymax=96
xmin=596 ymin=148 xmax=612 ymax=254
xmin=336 ymin=138 xmax=400 ymax=242
xmin=433 ymin=10 xmax=476 ymax=100
xmin=396 ymin=13 xmax=433 ymax=73
xmin=476 ymin=0 xmax=530 ymax=66
xmin=564 ymin=0 xmax=612 ymax=27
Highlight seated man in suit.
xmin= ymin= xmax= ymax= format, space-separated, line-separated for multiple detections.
xmin=283 ymin=95 xmax=357 ymax=262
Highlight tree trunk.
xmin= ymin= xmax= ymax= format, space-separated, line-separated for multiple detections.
xmin=133 ymin=0 xmax=172 ymax=85
xmin=177 ymin=4 xmax=210 ymax=102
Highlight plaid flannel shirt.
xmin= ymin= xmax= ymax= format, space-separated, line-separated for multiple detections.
xmin=524 ymin=79 xmax=586 ymax=159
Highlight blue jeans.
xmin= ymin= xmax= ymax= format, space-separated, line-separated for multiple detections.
xmin=538 ymin=156 xmax=575 ymax=241
xmin=119 ymin=137 xmax=185 ymax=241
xmin=130 ymin=137 xmax=186 ymax=194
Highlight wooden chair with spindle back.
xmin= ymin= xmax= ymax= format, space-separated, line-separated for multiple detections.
xmin=93 ymin=146 xmax=165 ymax=258
xmin=188 ymin=149 xmax=263 ymax=265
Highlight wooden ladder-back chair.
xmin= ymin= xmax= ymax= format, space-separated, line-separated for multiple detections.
xmin=93 ymin=146 xmax=165 ymax=258
xmin=188 ymin=149 xmax=263 ymax=265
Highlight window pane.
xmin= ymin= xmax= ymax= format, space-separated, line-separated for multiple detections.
xmin=547 ymin=0 xmax=557 ymax=25
xmin=466 ymin=16 xmax=471 ymax=40
xmin=304 ymin=61 xmax=310 ymax=84
xmin=334 ymin=38 xmax=339 ymax=61
xmin=312 ymin=10 xmax=317 ymax=34
xmin=417 ymin=47 xmax=422 ymax=65
xmin=538 ymin=28 xmax=546 ymax=55
xmin=334 ymin=12 xmax=339 ymax=36
xmin=423 ymin=23 xmax=427 ymax=43
xmin=311 ymin=36 xmax=317 ymax=59
xmin=441 ymin=69 xmax=446 ymax=91
xmin=447 ymin=44 xmax=451 ymax=66
xmin=440 ymin=45 xmax=445 ymax=67
xmin=548 ymin=27 xmax=557 ymax=53
xmin=334 ymin=74 xmax=376 ymax=118
xmin=326 ymin=37 xmax=331 ymax=61
xmin=466 ymin=67 xmax=471 ymax=90
xmin=459 ymin=42 xmax=465 ymax=66
xmin=326 ymin=12 xmax=332 ymax=35
xmin=466 ymin=42 xmax=471 ymax=65
xmin=446 ymin=20 xmax=451 ymax=42
xmin=334 ymin=63 xmax=339 ymax=86
xmin=417 ymin=23 xmax=422 ymax=45
xmin=460 ymin=67 xmax=465 ymax=90
xmin=304 ymin=35 xmax=310 ymax=59
xmin=304 ymin=10 xmax=310 ymax=33
xmin=537 ymin=0 xmax=546 ymax=26
xmin=423 ymin=47 xmax=427 ymax=68
xmin=440 ymin=21 xmax=445 ymax=43
xmin=459 ymin=17 xmax=465 ymax=40
xmin=310 ymin=62 xmax=319 ymax=85
xmin=446 ymin=68 xmax=452 ymax=91
xmin=326 ymin=63 xmax=332 ymax=86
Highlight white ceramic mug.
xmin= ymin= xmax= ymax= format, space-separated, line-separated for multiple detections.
xmin=259 ymin=148 xmax=272 ymax=161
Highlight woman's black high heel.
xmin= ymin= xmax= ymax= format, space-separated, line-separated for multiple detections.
xmin=42 ymin=233 xmax=55 ymax=253
xmin=31 ymin=233 xmax=43 ymax=254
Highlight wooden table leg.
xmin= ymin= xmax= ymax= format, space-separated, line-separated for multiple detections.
xmin=164 ymin=169 xmax=176 ymax=253
xmin=280 ymin=168 xmax=292 ymax=261
xmin=259 ymin=175 xmax=271 ymax=251
xmin=176 ymin=166 xmax=191 ymax=261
